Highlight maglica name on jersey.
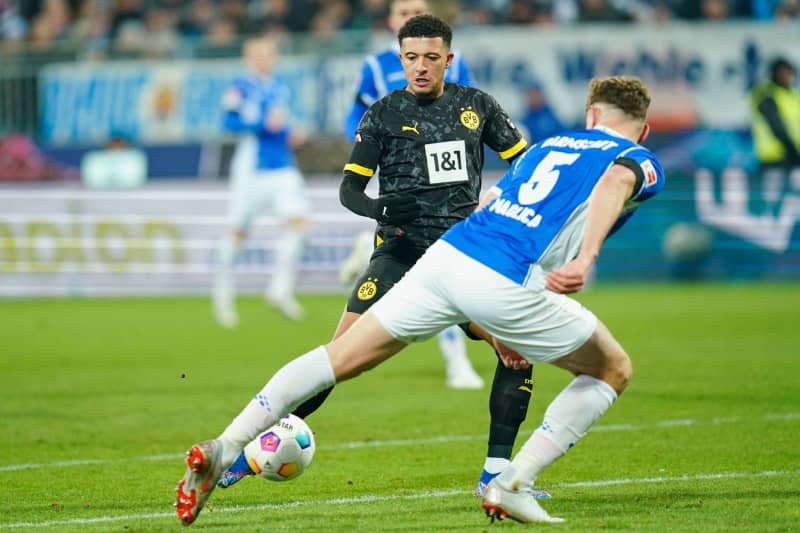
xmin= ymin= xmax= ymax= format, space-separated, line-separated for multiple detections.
xmin=540 ymin=136 xmax=619 ymax=151
xmin=488 ymin=198 xmax=543 ymax=228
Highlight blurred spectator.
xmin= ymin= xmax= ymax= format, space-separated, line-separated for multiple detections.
xmin=109 ymin=0 xmax=143 ymax=41
xmin=552 ymin=0 xmax=581 ymax=24
xmin=206 ymin=17 xmax=238 ymax=46
xmin=245 ymin=0 xmax=313 ymax=34
xmin=40 ymin=0 xmax=72 ymax=38
xmin=518 ymin=80 xmax=567 ymax=143
xmin=68 ymin=0 xmax=109 ymax=50
xmin=141 ymin=6 xmax=177 ymax=56
xmin=177 ymin=0 xmax=215 ymax=39
xmin=750 ymin=56 xmax=800 ymax=172
xmin=506 ymin=0 xmax=537 ymax=23
xmin=0 ymin=135 xmax=77 ymax=181
xmin=218 ymin=0 xmax=246 ymax=33
xmin=346 ymin=0 xmax=387 ymax=30
xmin=1 ymin=0 xmax=29 ymax=43
xmin=28 ymin=11 xmax=57 ymax=48
xmin=80 ymin=133 xmax=147 ymax=188
xmin=113 ymin=16 xmax=146 ymax=52
xmin=775 ymin=0 xmax=800 ymax=18
xmin=579 ymin=0 xmax=633 ymax=22
xmin=701 ymin=0 xmax=730 ymax=20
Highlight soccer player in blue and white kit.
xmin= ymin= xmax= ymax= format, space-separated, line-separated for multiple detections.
xmin=212 ymin=37 xmax=310 ymax=327
xmin=176 ymin=75 xmax=664 ymax=525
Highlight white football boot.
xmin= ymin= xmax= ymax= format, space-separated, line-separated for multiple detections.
xmin=481 ymin=478 xmax=564 ymax=524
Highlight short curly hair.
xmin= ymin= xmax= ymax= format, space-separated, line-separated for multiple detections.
xmin=586 ymin=76 xmax=651 ymax=121
xmin=397 ymin=14 xmax=452 ymax=48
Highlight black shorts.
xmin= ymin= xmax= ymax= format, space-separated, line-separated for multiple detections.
xmin=346 ymin=237 xmax=424 ymax=314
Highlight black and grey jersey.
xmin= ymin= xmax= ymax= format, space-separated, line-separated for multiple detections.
xmin=344 ymin=83 xmax=527 ymax=251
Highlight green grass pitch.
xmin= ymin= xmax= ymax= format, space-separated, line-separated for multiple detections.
xmin=1 ymin=282 xmax=799 ymax=531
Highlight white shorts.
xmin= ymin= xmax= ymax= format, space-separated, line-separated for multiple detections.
xmin=370 ymin=240 xmax=598 ymax=363
xmin=229 ymin=167 xmax=311 ymax=229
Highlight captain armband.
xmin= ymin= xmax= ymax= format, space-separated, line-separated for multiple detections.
xmin=613 ymin=157 xmax=645 ymax=198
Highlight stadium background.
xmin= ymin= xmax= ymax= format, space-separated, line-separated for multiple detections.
xmin=1 ymin=0 xmax=799 ymax=296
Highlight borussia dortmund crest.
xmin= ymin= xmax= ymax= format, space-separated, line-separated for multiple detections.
xmin=357 ymin=278 xmax=378 ymax=300
xmin=460 ymin=108 xmax=479 ymax=130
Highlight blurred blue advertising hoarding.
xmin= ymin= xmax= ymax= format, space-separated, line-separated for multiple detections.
xmin=39 ymin=23 xmax=800 ymax=145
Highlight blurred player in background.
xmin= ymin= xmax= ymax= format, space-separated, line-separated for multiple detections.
xmin=341 ymin=0 xmax=482 ymax=391
xmin=215 ymin=14 xmax=545 ymax=501
xmin=175 ymin=74 xmax=665 ymax=526
xmin=212 ymin=36 xmax=310 ymax=327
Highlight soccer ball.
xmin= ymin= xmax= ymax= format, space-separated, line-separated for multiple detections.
xmin=243 ymin=414 xmax=316 ymax=481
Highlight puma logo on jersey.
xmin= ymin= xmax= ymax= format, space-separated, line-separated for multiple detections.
xmin=401 ymin=123 xmax=420 ymax=135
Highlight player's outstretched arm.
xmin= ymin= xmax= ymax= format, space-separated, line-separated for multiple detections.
xmin=546 ymin=164 xmax=636 ymax=294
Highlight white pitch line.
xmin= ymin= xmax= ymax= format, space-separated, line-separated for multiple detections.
xmin=0 ymin=469 xmax=794 ymax=530
xmin=1 ymin=412 xmax=798 ymax=473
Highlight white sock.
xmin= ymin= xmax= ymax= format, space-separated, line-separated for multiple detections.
xmin=437 ymin=325 xmax=474 ymax=374
xmin=268 ymin=228 xmax=306 ymax=300
xmin=498 ymin=374 xmax=617 ymax=489
xmin=213 ymin=236 xmax=238 ymax=303
xmin=218 ymin=345 xmax=335 ymax=465
xmin=483 ymin=457 xmax=510 ymax=474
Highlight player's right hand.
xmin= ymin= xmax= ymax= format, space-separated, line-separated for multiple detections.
xmin=492 ymin=338 xmax=530 ymax=370
xmin=546 ymin=256 xmax=593 ymax=294
xmin=373 ymin=194 xmax=422 ymax=225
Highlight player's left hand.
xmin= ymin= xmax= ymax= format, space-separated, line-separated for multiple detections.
xmin=492 ymin=338 xmax=530 ymax=370
xmin=546 ymin=257 xmax=593 ymax=294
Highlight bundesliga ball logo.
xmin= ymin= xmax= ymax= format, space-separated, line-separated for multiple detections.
xmin=242 ymin=414 xmax=316 ymax=481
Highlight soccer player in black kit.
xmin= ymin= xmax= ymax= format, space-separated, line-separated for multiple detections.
xmin=218 ymin=14 xmax=549 ymax=500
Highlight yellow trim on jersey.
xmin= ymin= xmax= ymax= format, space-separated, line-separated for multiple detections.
xmin=343 ymin=163 xmax=375 ymax=177
xmin=498 ymin=139 xmax=528 ymax=160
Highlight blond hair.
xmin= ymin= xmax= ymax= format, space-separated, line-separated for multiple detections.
xmin=586 ymin=76 xmax=651 ymax=121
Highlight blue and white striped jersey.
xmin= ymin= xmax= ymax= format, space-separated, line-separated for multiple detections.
xmin=222 ymin=72 xmax=296 ymax=173
xmin=442 ymin=126 xmax=666 ymax=287
xmin=343 ymin=44 xmax=474 ymax=141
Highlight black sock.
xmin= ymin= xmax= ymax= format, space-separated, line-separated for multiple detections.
xmin=292 ymin=386 xmax=334 ymax=419
xmin=487 ymin=356 xmax=533 ymax=459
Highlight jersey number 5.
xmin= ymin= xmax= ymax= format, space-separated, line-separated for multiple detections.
xmin=517 ymin=151 xmax=580 ymax=205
